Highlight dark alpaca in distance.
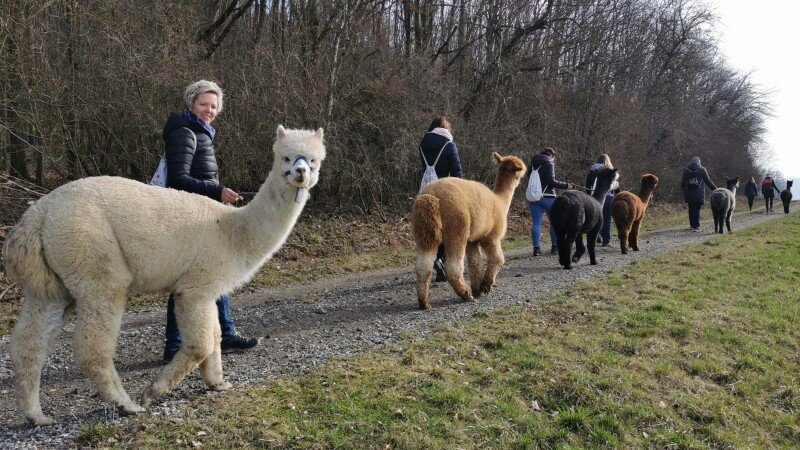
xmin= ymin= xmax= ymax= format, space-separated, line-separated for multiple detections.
xmin=710 ymin=176 xmax=739 ymax=234
xmin=550 ymin=167 xmax=619 ymax=269
xmin=781 ymin=180 xmax=793 ymax=214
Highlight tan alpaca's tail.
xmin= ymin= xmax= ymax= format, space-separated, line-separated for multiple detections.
xmin=4 ymin=204 xmax=68 ymax=301
xmin=410 ymin=194 xmax=443 ymax=251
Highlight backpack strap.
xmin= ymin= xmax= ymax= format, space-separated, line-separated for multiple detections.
xmin=420 ymin=140 xmax=451 ymax=167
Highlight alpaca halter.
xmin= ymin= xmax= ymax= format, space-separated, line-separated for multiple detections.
xmin=288 ymin=155 xmax=312 ymax=203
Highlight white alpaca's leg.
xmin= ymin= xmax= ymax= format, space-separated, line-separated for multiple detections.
xmin=415 ymin=250 xmax=436 ymax=310
xmin=10 ymin=294 xmax=70 ymax=426
xmin=198 ymin=315 xmax=230 ymax=391
xmin=142 ymin=294 xmax=217 ymax=407
xmin=465 ymin=242 xmax=483 ymax=297
xmin=72 ymin=286 xmax=143 ymax=415
xmin=479 ymin=240 xmax=505 ymax=296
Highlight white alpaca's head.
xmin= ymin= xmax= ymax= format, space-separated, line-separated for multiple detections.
xmin=274 ymin=125 xmax=326 ymax=189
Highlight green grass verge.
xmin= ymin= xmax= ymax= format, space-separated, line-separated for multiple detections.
xmin=90 ymin=211 xmax=799 ymax=448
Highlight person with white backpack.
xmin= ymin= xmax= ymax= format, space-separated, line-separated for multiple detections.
xmin=527 ymin=147 xmax=572 ymax=256
xmin=418 ymin=116 xmax=463 ymax=281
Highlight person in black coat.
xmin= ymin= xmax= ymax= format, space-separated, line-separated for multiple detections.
xmin=680 ymin=156 xmax=717 ymax=231
xmin=527 ymin=147 xmax=572 ymax=255
xmin=161 ymin=80 xmax=259 ymax=363
xmin=744 ymin=176 xmax=758 ymax=211
xmin=418 ymin=116 xmax=463 ymax=281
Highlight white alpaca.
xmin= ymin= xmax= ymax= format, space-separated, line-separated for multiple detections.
xmin=3 ymin=125 xmax=325 ymax=426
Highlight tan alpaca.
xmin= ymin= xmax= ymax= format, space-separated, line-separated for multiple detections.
xmin=410 ymin=152 xmax=526 ymax=310
xmin=3 ymin=125 xmax=325 ymax=426
xmin=610 ymin=173 xmax=659 ymax=254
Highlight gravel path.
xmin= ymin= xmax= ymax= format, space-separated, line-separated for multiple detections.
xmin=0 ymin=206 xmax=794 ymax=448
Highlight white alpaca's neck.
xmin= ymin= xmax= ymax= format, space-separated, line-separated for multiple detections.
xmin=225 ymin=169 xmax=308 ymax=277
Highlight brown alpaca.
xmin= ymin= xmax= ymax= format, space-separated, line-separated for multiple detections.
xmin=611 ymin=173 xmax=659 ymax=254
xmin=410 ymin=152 xmax=526 ymax=310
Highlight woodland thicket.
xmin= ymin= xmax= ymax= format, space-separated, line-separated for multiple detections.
xmin=1 ymin=0 xmax=774 ymax=217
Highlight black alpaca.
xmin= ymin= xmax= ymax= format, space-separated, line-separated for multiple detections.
xmin=550 ymin=167 xmax=619 ymax=269
xmin=781 ymin=180 xmax=793 ymax=214
xmin=710 ymin=176 xmax=739 ymax=234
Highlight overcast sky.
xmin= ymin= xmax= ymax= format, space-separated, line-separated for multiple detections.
xmin=714 ymin=0 xmax=799 ymax=180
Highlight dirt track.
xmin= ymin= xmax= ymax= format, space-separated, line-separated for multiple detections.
xmin=0 ymin=205 xmax=795 ymax=448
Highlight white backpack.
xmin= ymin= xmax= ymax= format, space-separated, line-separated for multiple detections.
xmin=525 ymin=166 xmax=544 ymax=202
xmin=419 ymin=140 xmax=451 ymax=191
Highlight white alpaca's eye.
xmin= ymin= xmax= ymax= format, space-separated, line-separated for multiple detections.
xmin=284 ymin=157 xmax=290 ymax=162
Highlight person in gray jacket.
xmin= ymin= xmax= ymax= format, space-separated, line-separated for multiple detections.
xmin=680 ymin=156 xmax=717 ymax=231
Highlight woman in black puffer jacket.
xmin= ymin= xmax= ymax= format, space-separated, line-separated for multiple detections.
xmin=161 ymin=80 xmax=259 ymax=363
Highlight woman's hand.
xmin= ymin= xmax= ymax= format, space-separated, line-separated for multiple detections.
xmin=221 ymin=187 xmax=244 ymax=204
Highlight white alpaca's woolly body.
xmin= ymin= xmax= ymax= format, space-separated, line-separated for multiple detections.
xmin=4 ymin=125 xmax=326 ymax=425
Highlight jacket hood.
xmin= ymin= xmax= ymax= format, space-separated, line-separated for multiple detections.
xmin=688 ymin=162 xmax=701 ymax=171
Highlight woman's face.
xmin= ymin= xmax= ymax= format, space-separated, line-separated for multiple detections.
xmin=190 ymin=92 xmax=219 ymax=124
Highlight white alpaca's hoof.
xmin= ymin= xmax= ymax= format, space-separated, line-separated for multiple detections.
xmin=28 ymin=415 xmax=56 ymax=427
xmin=210 ymin=381 xmax=232 ymax=391
xmin=121 ymin=402 xmax=145 ymax=415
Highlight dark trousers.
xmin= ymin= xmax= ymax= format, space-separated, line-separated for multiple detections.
xmin=165 ymin=293 xmax=235 ymax=352
xmin=688 ymin=202 xmax=702 ymax=229
xmin=746 ymin=195 xmax=755 ymax=211
xmin=600 ymin=193 xmax=613 ymax=245
xmin=765 ymin=196 xmax=774 ymax=211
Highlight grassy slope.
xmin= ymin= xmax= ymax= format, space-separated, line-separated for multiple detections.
xmin=77 ymin=209 xmax=800 ymax=448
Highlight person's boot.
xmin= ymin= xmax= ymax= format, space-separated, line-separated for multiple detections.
xmin=221 ymin=333 xmax=260 ymax=353
xmin=550 ymin=245 xmax=558 ymax=254
xmin=533 ymin=247 xmax=542 ymax=256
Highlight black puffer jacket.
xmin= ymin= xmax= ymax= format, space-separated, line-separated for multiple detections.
xmin=527 ymin=153 xmax=569 ymax=197
xmin=744 ymin=179 xmax=758 ymax=198
xmin=163 ymin=112 xmax=223 ymax=201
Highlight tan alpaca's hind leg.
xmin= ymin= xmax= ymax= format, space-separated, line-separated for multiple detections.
xmin=442 ymin=242 xmax=472 ymax=302
xmin=479 ymin=240 xmax=504 ymax=296
xmin=10 ymin=294 xmax=70 ymax=426
xmin=142 ymin=295 xmax=218 ymax=407
xmin=465 ymin=242 xmax=483 ymax=297
xmin=415 ymin=250 xmax=437 ymax=310
xmin=72 ymin=284 xmax=143 ymax=415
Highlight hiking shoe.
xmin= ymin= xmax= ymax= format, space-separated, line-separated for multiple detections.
xmin=550 ymin=246 xmax=558 ymax=254
xmin=221 ymin=333 xmax=260 ymax=353
xmin=433 ymin=258 xmax=447 ymax=282
xmin=692 ymin=227 xmax=701 ymax=232
xmin=533 ymin=246 xmax=542 ymax=256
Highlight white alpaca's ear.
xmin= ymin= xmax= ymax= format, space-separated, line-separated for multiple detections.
xmin=277 ymin=125 xmax=286 ymax=139
xmin=315 ymin=128 xmax=324 ymax=140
